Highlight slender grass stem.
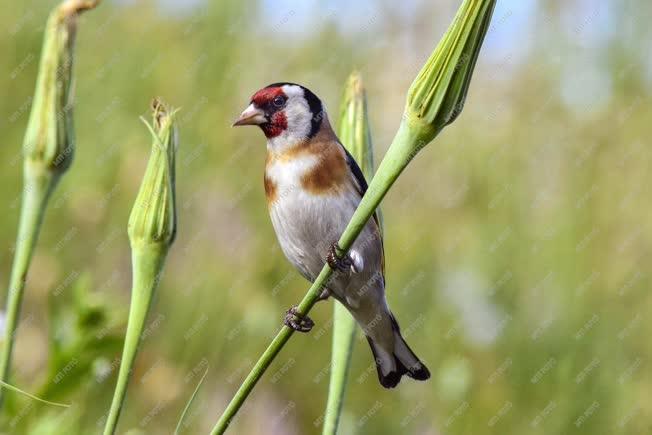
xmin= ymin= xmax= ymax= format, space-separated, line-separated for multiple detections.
xmin=175 ymin=366 xmax=209 ymax=434
xmin=0 ymin=378 xmax=69 ymax=408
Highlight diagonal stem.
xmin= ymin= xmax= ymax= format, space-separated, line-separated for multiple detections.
xmin=210 ymin=123 xmax=418 ymax=435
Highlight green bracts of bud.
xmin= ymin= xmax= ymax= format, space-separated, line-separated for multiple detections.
xmin=338 ymin=72 xmax=375 ymax=179
xmin=337 ymin=71 xmax=384 ymax=231
xmin=0 ymin=0 xmax=100 ymax=408
xmin=128 ymin=99 xmax=178 ymax=249
xmin=23 ymin=0 xmax=100 ymax=176
xmin=405 ymin=0 xmax=495 ymax=145
xmin=336 ymin=0 xmax=495 ymax=254
xmin=104 ymin=99 xmax=178 ymax=435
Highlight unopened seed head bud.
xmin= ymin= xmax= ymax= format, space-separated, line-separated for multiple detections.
xmin=405 ymin=0 xmax=495 ymax=145
xmin=128 ymin=98 xmax=178 ymax=249
xmin=338 ymin=71 xmax=383 ymax=231
xmin=338 ymin=71 xmax=374 ymax=180
xmin=22 ymin=0 xmax=100 ymax=176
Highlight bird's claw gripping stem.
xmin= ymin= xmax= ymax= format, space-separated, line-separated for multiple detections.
xmin=284 ymin=306 xmax=314 ymax=332
xmin=326 ymin=242 xmax=353 ymax=272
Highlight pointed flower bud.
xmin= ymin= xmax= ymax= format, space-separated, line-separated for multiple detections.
xmin=0 ymin=1 xmax=100 ymax=407
xmin=324 ymin=71 xmax=379 ymax=435
xmin=22 ymin=0 xmax=100 ymax=176
xmin=336 ymin=0 xmax=495 ymax=253
xmin=338 ymin=72 xmax=375 ymax=179
xmin=128 ymin=99 xmax=178 ymax=249
xmin=405 ymin=0 xmax=495 ymax=145
xmin=105 ymin=99 xmax=179 ymax=434
xmin=337 ymin=71 xmax=384 ymax=232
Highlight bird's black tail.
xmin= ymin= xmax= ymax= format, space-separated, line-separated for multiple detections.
xmin=365 ymin=314 xmax=430 ymax=389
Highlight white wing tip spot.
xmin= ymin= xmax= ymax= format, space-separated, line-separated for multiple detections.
xmin=349 ymin=250 xmax=364 ymax=273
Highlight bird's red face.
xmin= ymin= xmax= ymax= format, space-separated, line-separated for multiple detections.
xmin=234 ymin=83 xmax=324 ymax=144
xmin=233 ymin=86 xmax=288 ymax=138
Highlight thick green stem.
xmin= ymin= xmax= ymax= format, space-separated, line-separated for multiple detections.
xmin=103 ymin=246 xmax=166 ymax=435
xmin=0 ymin=163 xmax=58 ymax=406
xmin=323 ymin=72 xmax=376 ymax=435
xmin=322 ymin=303 xmax=356 ymax=434
xmin=339 ymin=123 xmax=421 ymax=249
xmin=210 ymin=123 xmax=418 ymax=435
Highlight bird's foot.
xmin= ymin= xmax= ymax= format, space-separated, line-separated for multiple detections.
xmin=326 ymin=242 xmax=363 ymax=273
xmin=284 ymin=306 xmax=314 ymax=332
xmin=327 ymin=242 xmax=352 ymax=272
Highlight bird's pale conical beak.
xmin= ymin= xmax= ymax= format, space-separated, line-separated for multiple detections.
xmin=233 ymin=104 xmax=266 ymax=126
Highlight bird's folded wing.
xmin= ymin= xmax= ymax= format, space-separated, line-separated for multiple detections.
xmin=340 ymin=143 xmax=385 ymax=281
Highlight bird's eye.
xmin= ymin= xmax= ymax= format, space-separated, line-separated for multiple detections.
xmin=272 ymin=96 xmax=286 ymax=107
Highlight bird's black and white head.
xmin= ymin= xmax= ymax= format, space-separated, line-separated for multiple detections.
xmin=233 ymin=83 xmax=325 ymax=149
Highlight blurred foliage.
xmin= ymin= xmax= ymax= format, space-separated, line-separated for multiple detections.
xmin=0 ymin=0 xmax=651 ymax=434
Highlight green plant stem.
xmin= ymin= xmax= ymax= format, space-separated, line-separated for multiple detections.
xmin=0 ymin=379 xmax=69 ymax=408
xmin=210 ymin=122 xmax=419 ymax=435
xmin=0 ymin=163 xmax=58 ymax=407
xmin=322 ymin=303 xmax=356 ymax=434
xmin=323 ymin=72 xmax=375 ymax=435
xmin=175 ymin=366 xmax=209 ymax=434
xmin=103 ymin=245 xmax=166 ymax=435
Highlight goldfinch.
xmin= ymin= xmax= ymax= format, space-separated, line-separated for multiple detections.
xmin=233 ymin=83 xmax=430 ymax=388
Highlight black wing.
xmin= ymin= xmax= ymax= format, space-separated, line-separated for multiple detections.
xmin=341 ymin=144 xmax=368 ymax=195
xmin=340 ymin=144 xmax=385 ymax=279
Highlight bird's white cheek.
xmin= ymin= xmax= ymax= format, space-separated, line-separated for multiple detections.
xmin=267 ymin=100 xmax=312 ymax=150
xmin=285 ymin=105 xmax=312 ymax=138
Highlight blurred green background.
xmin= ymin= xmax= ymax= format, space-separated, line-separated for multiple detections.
xmin=1 ymin=0 xmax=651 ymax=434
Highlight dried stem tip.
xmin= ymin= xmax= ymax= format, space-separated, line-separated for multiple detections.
xmin=405 ymin=0 xmax=496 ymax=144
xmin=128 ymin=99 xmax=178 ymax=248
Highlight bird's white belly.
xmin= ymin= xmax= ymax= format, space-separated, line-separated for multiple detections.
xmin=265 ymin=150 xmax=384 ymax=310
xmin=269 ymin=185 xmax=384 ymax=310
xmin=269 ymin=188 xmax=350 ymax=281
